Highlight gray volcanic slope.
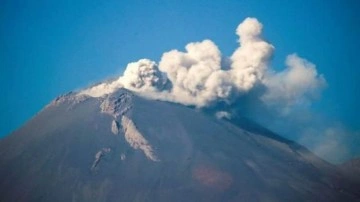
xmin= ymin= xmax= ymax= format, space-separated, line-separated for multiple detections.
xmin=0 ymin=89 xmax=359 ymax=202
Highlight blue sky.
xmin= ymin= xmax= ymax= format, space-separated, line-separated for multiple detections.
xmin=1 ymin=0 xmax=359 ymax=141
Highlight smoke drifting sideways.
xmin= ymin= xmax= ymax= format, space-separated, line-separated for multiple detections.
xmin=79 ymin=17 xmax=326 ymax=110
xmin=79 ymin=18 xmax=358 ymax=163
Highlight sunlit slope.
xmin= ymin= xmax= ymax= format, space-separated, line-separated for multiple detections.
xmin=0 ymin=89 xmax=358 ymax=202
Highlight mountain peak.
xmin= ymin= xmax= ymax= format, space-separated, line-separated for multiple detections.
xmin=0 ymin=88 xmax=359 ymax=201
xmin=99 ymin=88 xmax=133 ymax=118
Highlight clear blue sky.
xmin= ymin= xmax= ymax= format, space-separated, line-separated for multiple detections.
xmin=1 ymin=0 xmax=359 ymax=138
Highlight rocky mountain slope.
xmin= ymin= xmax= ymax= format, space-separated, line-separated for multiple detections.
xmin=0 ymin=89 xmax=359 ymax=202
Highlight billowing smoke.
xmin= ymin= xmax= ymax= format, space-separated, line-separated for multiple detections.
xmin=262 ymin=54 xmax=327 ymax=114
xmin=120 ymin=59 xmax=167 ymax=92
xmin=158 ymin=39 xmax=229 ymax=106
xmin=230 ymin=18 xmax=273 ymax=91
xmin=80 ymin=59 xmax=167 ymax=97
xmin=78 ymin=18 xmax=358 ymax=163
xmin=80 ymin=17 xmax=325 ymax=111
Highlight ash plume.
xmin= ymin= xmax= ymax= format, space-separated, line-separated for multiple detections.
xmin=80 ymin=17 xmax=325 ymax=111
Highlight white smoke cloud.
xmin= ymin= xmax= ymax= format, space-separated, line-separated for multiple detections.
xmin=261 ymin=54 xmax=327 ymax=113
xmin=80 ymin=59 xmax=166 ymax=97
xmin=120 ymin=59 xmax=167 ymax=92
xmin=80 ymin=81 xmax=123 ymax=97
xmin=158 ymin=39 xmax=233 ymax=106
xmin=79 ymin=17 xmax=326 ymax=111
xmin=76 ymin=17 xmax=357 ymax=163
xmin=230 ymin=17 xmax=274 ymax=91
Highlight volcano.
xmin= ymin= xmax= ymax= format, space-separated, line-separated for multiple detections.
xmin=0 ymin=88 xmax=359 ymax=202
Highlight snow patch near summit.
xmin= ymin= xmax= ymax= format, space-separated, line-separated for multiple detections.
xmin=121 ymin=116 xmax=159 ymax=161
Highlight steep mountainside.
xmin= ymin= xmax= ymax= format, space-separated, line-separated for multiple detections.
xmin=339 ymin=158 xmax=360 ymax=185
xmin=0 ymin=89 xmax=359 ymax=202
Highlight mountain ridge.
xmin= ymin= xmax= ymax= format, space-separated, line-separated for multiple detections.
xmin=0 ymin=88 xmax=359 ymax=201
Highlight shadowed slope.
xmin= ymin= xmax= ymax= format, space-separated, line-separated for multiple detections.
xmin=0 ymin=89 xmax=358 ymax=202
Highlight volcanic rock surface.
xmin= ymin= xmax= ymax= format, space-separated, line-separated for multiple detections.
xmin=0 ymin=89 xmax=359 ymax=202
